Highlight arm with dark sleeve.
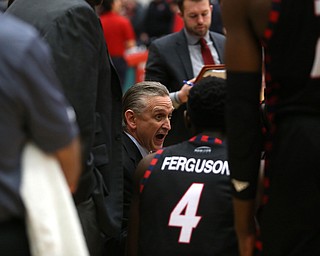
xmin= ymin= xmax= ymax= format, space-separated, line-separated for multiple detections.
xmin=146 ymin=40 xmax=193 ymax=108
xmin=145 ymin=41 xmax=171 ymax=88
xmin=21 ymin=31 xmax=82 ymax=193
xmin=43 ymin=6 xmax=101 ymax=171
xmin=127 ymin=153 xmax=155 ymax=256
xmin=222 ymin=0 xmax=263 ymax=255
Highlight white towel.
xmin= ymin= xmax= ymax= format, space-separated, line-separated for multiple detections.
xmin=20 ymin=143 xmax=89 ymax=256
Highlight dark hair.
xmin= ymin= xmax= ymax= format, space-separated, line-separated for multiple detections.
xmin=101 ymin=0 xmax=114 ymax=12
xmin=187 ymin=76 xmax=226 ymax=131
xmin=176 ymin=0 xmax=211 ymax=13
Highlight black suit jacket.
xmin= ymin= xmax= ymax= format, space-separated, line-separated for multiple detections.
xmin=121 ymin=132 xmax=143 ymax=226
xmin=145 ymin=30 xmax=225 ymax=146
xmin=7 ymin=0 xmax=123 ymax=237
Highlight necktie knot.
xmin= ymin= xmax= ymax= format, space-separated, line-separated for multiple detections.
xmin=199 ymin=38 xmax=215 ymax=65
xmin=199 ymin=37 xmax=207 ymax=47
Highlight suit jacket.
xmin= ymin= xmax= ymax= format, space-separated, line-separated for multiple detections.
xmin=7 ymin=0 xmax=123 ymax=238
xmin=145 ymin=29 xmax=225 ymax=146
xmin=121 ymin=132 xmax=142 ymax=227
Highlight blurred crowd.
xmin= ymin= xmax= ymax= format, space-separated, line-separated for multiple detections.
xmin=97 ymin=0 xmax=224 ymax=47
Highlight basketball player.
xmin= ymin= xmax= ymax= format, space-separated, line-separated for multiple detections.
xmin=222 ymin=0 xmax=320 ymax=255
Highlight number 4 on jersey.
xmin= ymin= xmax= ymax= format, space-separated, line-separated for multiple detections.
xmin=168 ymin=183 xmax=204 ymax=243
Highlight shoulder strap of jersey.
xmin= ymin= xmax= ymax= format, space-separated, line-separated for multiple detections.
xmin=140 ymin=149 xmax=164 ymax=193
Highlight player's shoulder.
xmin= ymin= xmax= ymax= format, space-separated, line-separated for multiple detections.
xmin=0 ymin=13 xmax=39 ymax=42
xmin=0 ymin=13 xmax=47 ymax=63
xmin=150 ymin=30 xmax=183 ymax=48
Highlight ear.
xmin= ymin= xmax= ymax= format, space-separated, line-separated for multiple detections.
xmin=124 ymin=110 xmax=137 ymax=130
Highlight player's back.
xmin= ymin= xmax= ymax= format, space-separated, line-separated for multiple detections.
xmin=138 ymin=135 xmax=239 ymax=256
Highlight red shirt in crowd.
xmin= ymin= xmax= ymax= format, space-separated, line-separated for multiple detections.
xmin=100 ymin=12 xmax=136 ymax=57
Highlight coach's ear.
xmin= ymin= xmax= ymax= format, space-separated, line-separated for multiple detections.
xmin=125 ymin=109 xmax=137 ymax=130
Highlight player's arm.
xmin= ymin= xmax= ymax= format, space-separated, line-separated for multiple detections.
xmin=53 ymin=137 xmax=81 ymax=193
xmin=127 ymin=153 xmax=155 ymax=256
xmin=23 ymin=32 xmax=82 ymax=195
xmin=222 ymin=1 xmax=263 ymax=255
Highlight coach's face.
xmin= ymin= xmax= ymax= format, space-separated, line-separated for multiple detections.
xmin=131 ymin=96 xmax=173 ymax=152
xmin=181 ymin=0 xmax=212 ymax=37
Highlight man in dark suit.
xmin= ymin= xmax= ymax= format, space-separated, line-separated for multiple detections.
xmin=115 ymin=81 xmax=173 ymax=255
xmin=6 ymin=0 xmax=123 ymax=255
xmin=145 ymin=0 xmax=225 ymax=146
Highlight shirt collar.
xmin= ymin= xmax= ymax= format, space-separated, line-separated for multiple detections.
xmin=125 ymin=131 xmax=149 ymax=157
xmin=184 ymin=28 xmax=211 ymax=45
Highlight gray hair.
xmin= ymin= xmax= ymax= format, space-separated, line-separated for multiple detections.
xmin=122 ymin=81 xmax=170 ymax=127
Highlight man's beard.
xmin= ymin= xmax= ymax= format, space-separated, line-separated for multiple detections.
xmin=186 ymin=25 xmax=209 ymax=37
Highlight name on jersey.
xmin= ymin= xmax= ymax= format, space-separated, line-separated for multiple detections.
xmin=161 ymin=156 xmax=229 ymax=175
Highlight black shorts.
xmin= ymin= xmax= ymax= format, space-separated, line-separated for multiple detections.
xmin=260 ymin=115 xmax=320 ymax=255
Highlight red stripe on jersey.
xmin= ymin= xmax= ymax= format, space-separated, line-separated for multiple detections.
xmin=270 ymin=10 xmax=280 ymax=23
xmin=189 ymin=136 xmax=196 ymax=142
xmin=255 ymin=240 xmax=263 ymax=251
xmin=150 ymin=158 xmax=158 ymax=166
xmin=214 ymin=138 xmax=222 ymax=144
xmin=156 ymin=149 xmax=164 ymax=155
xmin=264 ymin=28 xmax=273 ymax=40
xmin=201 ymin=135 xmax=209 ymax=142
xmin=262 ymin=195 xmax=269 ymax=205
xmin=264 ymin=177 xmax=270 ymax=188
xmin=143 ymin=170 xmax=151 ymax=179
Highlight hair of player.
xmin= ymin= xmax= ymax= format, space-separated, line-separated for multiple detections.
xmin=187 ymin=76 xmax=226 ymax=132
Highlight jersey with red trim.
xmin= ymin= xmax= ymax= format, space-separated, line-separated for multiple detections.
xmin=257 ymin=1 xmax=320 ymax=253
xmin=262 ymin=0 xmax=320 ymax=120
xmin=138 ymin=135 xmax=238 ymax=256
xmin=260 ymin=0 xmax=320 ymax=216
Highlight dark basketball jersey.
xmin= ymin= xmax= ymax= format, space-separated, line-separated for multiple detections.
xmin=262 ymin=0 xmax=320 ymax=119
xmin=138 ymin=135 xmax=238 ymax=256
xmin=256 ymin=1 xmax=320 ymax=255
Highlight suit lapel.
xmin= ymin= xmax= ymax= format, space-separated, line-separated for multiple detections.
xmin=209 ymin=31 xmax=224 ymax=63
xmin=175 ymin=30 xmax=194 ymax=78
xmin=122 ymin=132 xmax=143 ymax=163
